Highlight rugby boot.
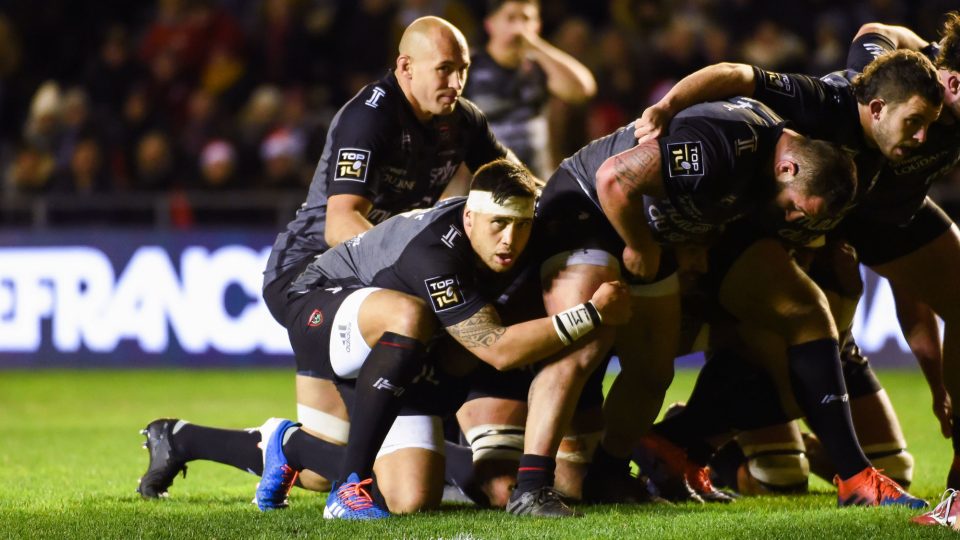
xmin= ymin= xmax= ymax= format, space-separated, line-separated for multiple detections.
xmin=255 ymin=419 xmax=300 ymax=510
xmin=137 ymin=418 xmax=187 ymax=498
xmin=912 ymin=489 xmax=960 ymax=529
xmin=687 ymin=465 xmax=736 ymax=503
xmin=635 ymin=433 xmax=704 ymax=503
xmin=324 ymin=473 xmax=391 ymax=520
xmin=581 ymin=468 xmax=670 ymax=505
xmin=507 ymin=486 xmax=584 ymax=517
xmin=835 ymin=467 xmax=928 ymax=509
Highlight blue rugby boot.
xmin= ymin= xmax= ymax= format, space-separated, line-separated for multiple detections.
xmin=254 ymin=419 xmax=300 ymax=510
xmin=324 ymin=473 xmax=391 ymax=520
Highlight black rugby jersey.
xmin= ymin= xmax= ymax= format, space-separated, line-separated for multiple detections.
xmin=289 ymin=198 xmax=512 ymax=328
xmin=555 ymin=98 xmax=783 ymax=244
xmin=265 ymin=71 xmax=508 ymax=285
xmin=748 ymin=66 xmax=886 ymax=244
xmin=465 ymin=51 xmax=550 ymax=177
xmin=845 ymin=33 xmax=960 ymax=225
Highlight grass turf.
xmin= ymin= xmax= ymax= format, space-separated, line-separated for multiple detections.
xmin=0 ymin=368 xmax=956 ymax=539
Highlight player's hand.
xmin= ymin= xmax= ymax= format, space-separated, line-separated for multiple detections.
xmin=634 ymin=104 xmax=672 ymax=144
xmin=590 ymin=281 xmax=631 ymax=325
xmin=622 ymin=244 xmax=661 ymax=282
xmin=933 ymin=387 xmax=953 ymax=438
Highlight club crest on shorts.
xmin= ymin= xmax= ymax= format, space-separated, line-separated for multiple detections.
xmin=334 ymin=148 xmax=370 ymax=182
xmin=424 ymin=274 xmax=464 ymax=312
xmin=667 ymin=141 xmax=704 ymax=177
xmin=307 ymin=309 xmax=324 ymax=327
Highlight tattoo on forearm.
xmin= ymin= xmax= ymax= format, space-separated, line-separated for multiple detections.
xmin=446 ymin=305 xmax=506 ymax=349
xmin=613 ymin=146 xmax=659 ymax=200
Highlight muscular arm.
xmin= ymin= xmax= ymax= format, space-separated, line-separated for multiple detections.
xmin=595 ymin=141 xmax=665 ymax=278
xmin=445 ymin=304 xmax=564 ymax=371
xmin=325 ymin=194 xmax=374 ymax=247
xmin=446 ymin=281 xmax=631 ymax=370
xmin=635 ymin=63 xmax=755 ymax=142
xmin=854 ymin=22 xmax=928 ymax=50
xmin=524 ymin=33 xmax=597 ymax=104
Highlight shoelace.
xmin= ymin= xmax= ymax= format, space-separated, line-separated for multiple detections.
xmin=927 ymin=488 xmax=958 ymax=524
xmin=871 ymin=468 xmax=909 ymax=500
xmin=340 ymin=478 xmax=376 ymax=511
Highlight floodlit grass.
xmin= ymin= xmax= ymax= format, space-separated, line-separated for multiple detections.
xmin=0 ymin=368 xmax=956 ymax=539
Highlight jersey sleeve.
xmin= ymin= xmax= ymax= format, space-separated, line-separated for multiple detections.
xmin=750 ymin=66 xmax=843 ymax=137
xmin=656 ymin=117 xmax=736 ymax=223
xmin=324 ymin=89 xmax=396 ymax=199
xmin=458 ymin=98 xmax=510 ymax=171
xmin=846 ymin=32 xmax=896 ymax=73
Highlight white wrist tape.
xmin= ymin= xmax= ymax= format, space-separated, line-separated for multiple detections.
xmin=553 ymin=301 xmax=602 ymax=345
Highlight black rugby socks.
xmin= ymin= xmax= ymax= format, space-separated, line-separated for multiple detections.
xmin=173 ymin=423 xmax=264 ymax=475
xmin=283 ymin=428 xmax=345 ymax=480
xmin=512 ymin=454 xmax=556 ymax=499
xmin=337 ymin=332 xmax=426 ymax=481
xmin=786 ymin=338 xmax=869 ymax=480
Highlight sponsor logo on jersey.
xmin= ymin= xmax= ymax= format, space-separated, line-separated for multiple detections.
xmin=334 ymin=148 xmax=371 ymax=182
xmin=306 ymin=309 xmax=324 ymax=327
xmin=666 ymin=141 xmax=704 ymax=177
xmin=424 ymin=274 xmax=464 ymax=312
xmin=430 ymin=160 xmax=459 ymax=186
xmin=441 ymin=225 xmax=462 ymax=248
xmin=364 ymin=86 xmax=386 ymax=108
xmin=762 ymin=71 xmax=796 ymax=97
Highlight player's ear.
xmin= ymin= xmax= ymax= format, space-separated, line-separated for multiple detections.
xmin=397 ymin=55 xmax=413 ymax=79
xmin=463 ymin=207 xmax=473 ymax=232
xmin=776 ymin=159 xmax=799 ymax=178
xmin=869 ymin=98 xmax=885 ymax=120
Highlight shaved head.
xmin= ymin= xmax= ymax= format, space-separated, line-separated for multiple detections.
xmin=399 ymin=16 xmax=468 ymax=58
xmin=395 ymin=17 xmax=471 ymax=121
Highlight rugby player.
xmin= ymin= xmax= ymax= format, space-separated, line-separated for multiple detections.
xmin=631 ymin=42 xmax=944 ymax=508
xmin=261 ymin=159 xmax=630 ymax=518
xmin=464 ymin=0 xmax=596 ymax=178
xmin=506 ymin=93 xmax=858 ymax=516
xmin=137 ymin=15 xmax=524 ymax=502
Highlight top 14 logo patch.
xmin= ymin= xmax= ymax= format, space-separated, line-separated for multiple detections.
xmin=424 ymin=275 xmax=465 ymax=312
xmin=667 ymin=141 xmax=704 ymax=177
xmin=335 ymin=148 xmax=371 ymax=182
xmin=307 ymin=309 xmax=324 ymax=327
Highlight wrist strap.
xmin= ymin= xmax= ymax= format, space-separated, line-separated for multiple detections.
xmin=921 ymin=41 xmax=942 ymax=62
xmin=553 ymin=301 xmax=602 ymax=346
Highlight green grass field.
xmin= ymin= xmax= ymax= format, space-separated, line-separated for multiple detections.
xmin=1 ymin=368 xmax=957 ymax=539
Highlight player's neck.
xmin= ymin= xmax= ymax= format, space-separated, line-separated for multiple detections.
xmin=394 ymin=69 xmax=434 ymax=124
xmin=487 ymin=42 xmax=522 ymax=69
xmin=856 ymin=104 xmax=880 ymax=149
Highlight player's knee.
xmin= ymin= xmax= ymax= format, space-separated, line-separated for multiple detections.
xmin=385 ymin=295 xmax=434 ymax=339
xmin=865 ymin=445 xmax=914 ymax=487
xmin=779 ymin=294 xmax=836 ymax=343
xmin=739 ymin=443 xmax=809 ymax=495
xmin=557 ymin=430 xmax=601 ymax=465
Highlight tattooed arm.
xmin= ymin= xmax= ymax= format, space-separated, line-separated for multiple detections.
xmin=445 ymin=282 xmax=632 ymax=370
xmin=595 ymin=140 xmax=665 ymax=280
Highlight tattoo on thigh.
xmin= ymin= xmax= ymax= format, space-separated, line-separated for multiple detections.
xmin=446 ymin=305 xmax=506 ymax=348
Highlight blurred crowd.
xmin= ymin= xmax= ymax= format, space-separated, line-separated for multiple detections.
xmin=0 ymin=0 xmax=957 ymax=225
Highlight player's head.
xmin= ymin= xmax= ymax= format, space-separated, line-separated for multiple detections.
xmin=935 ymin=11 xmax=960 ymax=118
xmin=852 ymin=50 xmax=942 ymax=161
xmin=773 ymin=132 xmax=858 ymax=223
xmin=485 ymin=0 xmax=541 ymax=52
xmin=396 ymin=16 xmax=470 ymax=121
xmin=464 ymin=159 xmax=537 ymax=273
